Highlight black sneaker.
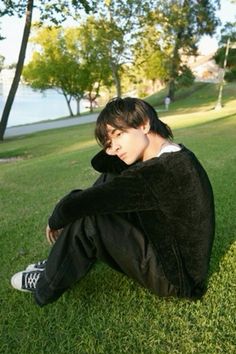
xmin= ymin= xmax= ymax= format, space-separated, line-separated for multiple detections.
xmin=11 ymin=270 xmax=42 ymax=292
xmin=26 ymin=259 xmax=47 ymax=271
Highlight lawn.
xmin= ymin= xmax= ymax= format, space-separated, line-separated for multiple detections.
xmin=0 ymin=86 xmax=235 ymax=353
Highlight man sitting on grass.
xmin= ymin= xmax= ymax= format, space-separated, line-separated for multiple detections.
xmin=11 ymin=97 xmax=215 ymax=306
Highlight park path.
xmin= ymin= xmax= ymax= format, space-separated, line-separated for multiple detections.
xmin=5 ymin=113 xmax=98 ymax=138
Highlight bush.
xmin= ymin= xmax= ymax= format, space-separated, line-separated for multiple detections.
xmin=225 ymin=68 xmax=236 ymax=82
xmin=176 ymin=65 xmax=195 ymax=87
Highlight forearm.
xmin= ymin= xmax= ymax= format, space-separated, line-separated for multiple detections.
xmin=48 ymin=172 xmax=157 ymax=229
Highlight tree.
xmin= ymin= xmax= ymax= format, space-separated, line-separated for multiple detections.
xmin=80 ymin=16 xmax=125 ymax=98
xmin=214 ymin=21 xmax=236 ymax=109
xmin=136 ymin=0 xmax=220 ymax=100
xmin=214 ymin=46 xmax=236 ymax=80
xmin=95 ymin=0 xmax=152 ymax=97
xmin=0 ymin=0 xmax=96 ymax=140
xmin=214 ymin=21 xmax=236 ymax=81
xmin=76 ymin=17 xmax=114 ymax=109
xmin=132 ymin=23 xmax=171 ymax=95
xmin=23 ymin=23 xmax=114 ymax=115
xmin=218 ymin=21 xmax=236 ymax=45
xmin=23 ymin=27 xmax=90 ymax=116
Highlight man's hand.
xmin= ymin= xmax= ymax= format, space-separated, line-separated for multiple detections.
xmin=46 ymin=225 xmax=63 ymax=245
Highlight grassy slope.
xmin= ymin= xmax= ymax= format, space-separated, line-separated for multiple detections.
xmin=0 ymin=83 xmax=235 ymax=354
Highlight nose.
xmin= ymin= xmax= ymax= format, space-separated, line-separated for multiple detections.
xmin=106 ymin=141 xmax=120 ymax=155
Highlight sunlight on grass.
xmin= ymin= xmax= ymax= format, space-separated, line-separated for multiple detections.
xmin=60 ymin=139 xmax=97 ymax=153
xmin=161 ymin=100 xmax=236 ymax=130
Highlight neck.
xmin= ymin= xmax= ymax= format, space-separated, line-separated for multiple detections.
xmin=142 ymin=133 xmax=168 ymax=161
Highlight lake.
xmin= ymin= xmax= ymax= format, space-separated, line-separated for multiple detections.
xmin=0 ymin=83 xmax=89 ymax=128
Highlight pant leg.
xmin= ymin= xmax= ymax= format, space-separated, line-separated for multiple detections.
xmin=35 ymin=213 xmax=178 ymax=306
xmin=35 ymin=217 xmax=97 ymax=306
xmin=94 ymin=214 xmax=178 ymax=298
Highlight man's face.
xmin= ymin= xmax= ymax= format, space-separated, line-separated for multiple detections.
xmin=105 ymin=124 xmax=150 ymax=165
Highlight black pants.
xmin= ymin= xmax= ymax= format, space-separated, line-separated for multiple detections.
xmin=35 ymin=173 xmax=178 ymax=306
xmin=35 ymin=213 xmax=178 ymax=306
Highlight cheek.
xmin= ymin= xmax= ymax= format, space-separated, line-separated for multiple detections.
xmin=121 ymin=130 xmax=148 ymax=153
xmin=135 ymin=133 xmax=148 ymax=148
xmin=130 ymin=134 xmax=148 ymax=155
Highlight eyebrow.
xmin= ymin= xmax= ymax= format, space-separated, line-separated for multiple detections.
xmin=107 ymin=127 xmax=118 ymax=136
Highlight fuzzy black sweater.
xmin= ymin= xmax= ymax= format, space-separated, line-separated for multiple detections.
xmin=49 ymin=145 xmax=215 ymax=298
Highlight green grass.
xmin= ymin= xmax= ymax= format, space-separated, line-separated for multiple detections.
xmin=146 ymin=81 xmax=236 ymax=114
xmin=0 ymin=83 xmax=236 ymax=353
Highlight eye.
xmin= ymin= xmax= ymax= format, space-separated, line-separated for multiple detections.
xmin=116 ymin=131 xmax=123 ymax=137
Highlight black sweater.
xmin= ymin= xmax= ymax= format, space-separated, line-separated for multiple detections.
xmin=49 ymin=145 xmax=215 ymax=298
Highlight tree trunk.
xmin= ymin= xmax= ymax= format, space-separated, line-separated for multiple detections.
xmin=87 ymin=92 xmax=93 ymax=112
xmin=76 ymin=98 xmax=81 ymax=115
xmin=168 ymin=79 xmax=176 ymax=101
xmin=215 ymin=37 xmax=231 ymax=110
xmin=63 ymin=94 xmax=74 ymax=116
xmin=167 ymin=20 xmax=184 ymax=101
xmin=0 ymin=0 xmax=34 ymax=140
xmin=89 ymin=99 xmax=94 ymax=112
xmin=110 ymin=62 xmax=121 ymax=97
xmin=167 ymin=41 xmax=180 ymax=101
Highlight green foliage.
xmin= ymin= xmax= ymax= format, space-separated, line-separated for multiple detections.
xmin=23 ymin=27 xmax=85 ymax=116
xmin=96 ymin=0 xmax=150 ymax=31
xmin=176 ymin=65 xmax=195 ymax=88
xmin=78 ymin=16 xmax=119 ymax=99
xmin=0 ymin=88 xmax=236 ymax=353
xmin=135 ymin=0 xmax=220 ymax=99
xmin=23 ymin=10 xmax=136 ymax=106
xmin=133 ymin=24 xmax=170 ymax=85
xmin=96 ymin=1 xmax=137 ymax=96
xmin=0 ymin=0 xmax=99 ymax=140
xmin=92 ymin=0 xmax=153 ymax=97
xmin=214 ymin=22 xmax=236 ymax=83
xmin=219 ymin=21 xmax=236 ymax=46
xmin=0 ymin=0 xmax=97 ymax=20
xmin=214 ymin=47 xmax=236 ymax=69
xmin=23 ymin=25 xmax=112 ymax=115
xmin=225 ymin=68 xmax=236 ymax=82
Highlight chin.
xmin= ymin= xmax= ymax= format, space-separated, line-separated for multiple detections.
xmin=123 ymin=157 xmax=139 ymax=165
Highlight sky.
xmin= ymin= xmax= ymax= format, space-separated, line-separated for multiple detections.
xmin=0 ymin=0 xmax=236 ymax=66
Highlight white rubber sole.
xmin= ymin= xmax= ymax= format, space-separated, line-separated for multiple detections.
xmin=11 ymin=272 xmax=30 ymax=292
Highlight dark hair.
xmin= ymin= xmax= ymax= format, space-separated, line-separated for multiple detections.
xmin=95 ymin=97 xmax=173 ymax=148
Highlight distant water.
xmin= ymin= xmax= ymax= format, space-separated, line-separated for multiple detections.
xmin=0 ymin=83 xmax=89 ymax=128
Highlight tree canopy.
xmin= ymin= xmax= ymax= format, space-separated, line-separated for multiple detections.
xmin=134 ymin=0 xmax=220 ymax=99
xmin=0 ymin=0 xmax=96 ymax=20
xmin=0 ymin=0 xmax=223 ymax=139
xmin=214 ymin=21 xmax=236 ymax=82
xmin=0 ymin=0 xmax=97 ymax=139
xmin=23 ymin=23 xmax=114 ymax=115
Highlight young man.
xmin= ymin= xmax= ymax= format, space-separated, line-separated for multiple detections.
xmin=11 ymin=97 xmax=215 ymax=306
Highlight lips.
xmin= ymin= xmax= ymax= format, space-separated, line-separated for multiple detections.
xmin=118 ymin=153 xmax=126 ymax=160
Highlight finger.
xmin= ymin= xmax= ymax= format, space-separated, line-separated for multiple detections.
xmin=46 ymin=231 xmax=54 ymax=245
xmin=46 ymin=233 xmax=52 ymax=245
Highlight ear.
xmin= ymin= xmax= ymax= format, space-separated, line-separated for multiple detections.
xmin=141 ymin=120 xmax=150 ymax=134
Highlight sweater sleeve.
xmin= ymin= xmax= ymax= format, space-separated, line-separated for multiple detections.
xmin=48 ymin=169 xmax=157 ymax=229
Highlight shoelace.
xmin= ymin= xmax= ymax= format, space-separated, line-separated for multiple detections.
xmin=34 ymin=260 xmax=47 ymax=269
xmin=24 ymin=272 xmax=41 ymax=290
